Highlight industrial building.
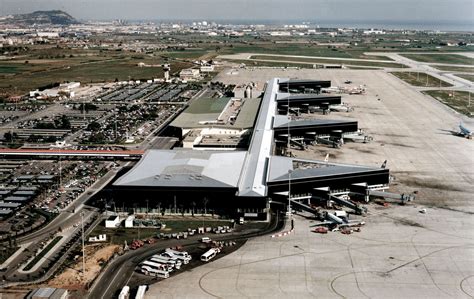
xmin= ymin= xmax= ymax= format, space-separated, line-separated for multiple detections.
xmin=110 ymin=78 xmax=389 ymax=220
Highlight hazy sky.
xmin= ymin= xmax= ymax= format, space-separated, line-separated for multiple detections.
xmin=0 ymin=0 xmax=473 ymax=23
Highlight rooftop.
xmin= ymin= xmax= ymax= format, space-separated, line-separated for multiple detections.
xmin=114 ymin=150 xmax=247 ymax=189
xmin=170 ymin=97 xmax=260 ymax=130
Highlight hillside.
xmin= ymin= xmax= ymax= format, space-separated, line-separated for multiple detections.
xmin=0 ymin=10 xmax=79 ymax=26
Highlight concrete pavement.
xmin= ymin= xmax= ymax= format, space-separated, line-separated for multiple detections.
xmin=146 ymin=206 xmax=474 ymax=299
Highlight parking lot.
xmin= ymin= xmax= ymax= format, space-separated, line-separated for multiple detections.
xmin=0 ymin=159 xmax=110 ymax=238
xmin=0 ymin=82 xmax=200 ymax=148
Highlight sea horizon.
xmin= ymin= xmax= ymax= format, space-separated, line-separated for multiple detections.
xmin=87 ymin=18 xmax=474 ymax=32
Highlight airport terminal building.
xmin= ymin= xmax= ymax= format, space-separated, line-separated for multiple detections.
xmin=111 ymin=78 xmax=389 ymax=220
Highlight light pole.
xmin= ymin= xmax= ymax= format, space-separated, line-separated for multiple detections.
xmin=288 ymin=169 xmax=292 ymax=218
xmin=81 ymin=211 xmax=85 ymax=275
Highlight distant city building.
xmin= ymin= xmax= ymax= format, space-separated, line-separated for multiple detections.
xmin=363 ymin=29 xmax=386 ymax=35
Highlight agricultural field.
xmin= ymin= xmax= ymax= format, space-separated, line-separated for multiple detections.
xmin=0 ymin=47 xmax=193 ymax=96
xmin=423 ymin=90 xmax=474 ymax=116
xmin=391 ymin=71 xmax=453 ymax=87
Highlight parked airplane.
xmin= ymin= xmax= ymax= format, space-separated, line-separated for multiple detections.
xmin=459 ymin=123 xmax=472 ymax=139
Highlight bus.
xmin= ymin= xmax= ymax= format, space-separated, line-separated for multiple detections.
xmin=135 ymin=285 xmax=148 ymax=299
xmin=151 ymin=254 xmax=182 ymax=269
xmin=118 ymin=286 xmax=129 ymax=299
xmin=140 ymin=265 xmax=169 ymax=278
xmin=200 ymin=248 xmax=217 ymax=262
xmin=161 ymin=251 xmax=190 ymax=264
xmin=165 ymin=248 xmax=192 ymax=262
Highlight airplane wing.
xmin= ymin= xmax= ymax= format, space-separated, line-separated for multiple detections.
xmin=309 ymin=221 xmax=334 ymax=227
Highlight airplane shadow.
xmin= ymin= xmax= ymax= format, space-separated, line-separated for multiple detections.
xmin=437 ymin=128 xmax=459 ymax=136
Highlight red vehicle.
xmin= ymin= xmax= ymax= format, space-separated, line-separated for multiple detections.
xmin=312 ymin=227 xmax=328 ymax=234
xmin=130 ymin=239 xmax=144 ymax=250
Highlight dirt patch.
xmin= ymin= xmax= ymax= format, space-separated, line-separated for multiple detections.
xmin=47 ymin=244 xmax=120 ymax=290
xmin=396 ymin=176 xmax=462 ymax=192
xmin=392 ymin=217 xmax=424 ymax=228
xmin=383 ymin=142 xmax=416 ymax=148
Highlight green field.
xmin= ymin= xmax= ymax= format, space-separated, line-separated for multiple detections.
xmin=0 ymin=65 xmax=26 ymax=74
xmin=249 ymin=55 xmax=407 ymax=68
xmin=401 ymin=54 xmax=474 ymax=65
xmin=433 ymin=65 xmax=474 ymax=73
xmin=455 ymin=74 xmax=474 ymax=82
xmin=423 ymin=90 xmax=473 ymax=116
xmin=391 ymin=72 xmax=453 ymax=87
xmin=219 ymin=43 xmax=394 ymax=61
xmin=226 ymin=59 xmax=313 ymax=68
xmin=1 ymin=57 xmax=193 ymax=95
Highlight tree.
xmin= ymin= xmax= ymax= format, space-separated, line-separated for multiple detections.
xmin=87 ymin=121 xmax=101 ymax=132
xmin=4 ymin=132 xmax=12 ymax=142
xmin=203 ymin=197 xmax=209 ymax=215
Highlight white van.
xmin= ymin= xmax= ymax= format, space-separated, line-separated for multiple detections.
xmin=200 ymin=248 xmax=217 ymax=262
xmin=201 ymin=237 xmax=211 ymax=243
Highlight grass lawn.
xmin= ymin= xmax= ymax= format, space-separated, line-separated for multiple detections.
xmin=219 ymin=43 xmax=394 ymax=61
xmin=432 ymin=65 xmax=474 ymax=73
xmin=225 ymin=59 xmax=312 ymax=68
xmin=249 ymin=55 xmax=407 ymax=68
xmin=401 ymin=54 xmax=474 ymax=65
xmin=391 ymin=72 xmax=453 ymax=87
xmin=455 ymin=74 xmax=474 ymax=82
xmin=423 ymin=90 xmax=474 ymax=117
xmin=90 ymin=219 xmax=233 ymax=245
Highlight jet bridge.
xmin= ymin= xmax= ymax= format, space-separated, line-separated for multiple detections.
xmin=350 ymin=183 xmax=414 ymax=204
xmin=313 ymin=187 xmax=367 ymax=215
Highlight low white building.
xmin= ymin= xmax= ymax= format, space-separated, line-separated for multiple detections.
xmin=179 ymin=68 xmax=200 ymax=81
xmin=89 ymin=234 xmax=107 ymax=242
xmin=200 ymin=65 xmax=215 ymax=72
xmin=105 ymin=215 xmax=120 ymax=228
xmin=125 ymin=215 xmax=135 ymax=228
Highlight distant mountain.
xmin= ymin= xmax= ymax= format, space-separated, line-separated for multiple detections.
xmin=0 ymin=10 xmax=79 ymax=26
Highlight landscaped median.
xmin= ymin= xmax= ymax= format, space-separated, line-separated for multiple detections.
xmin=248 ymin=54 xmax=408 ymax=68
xmin=391 ymin=71 xmax=453 ymax=87
xmin=422 ymin=90 xmax=473 ymax=116
xmin=22 ymin=236 xmax=63 ymax=271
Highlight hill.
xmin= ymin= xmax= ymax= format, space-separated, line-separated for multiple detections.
xmin=0 ymin=10 xmax=79 ymax=26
